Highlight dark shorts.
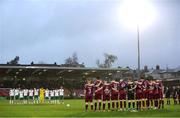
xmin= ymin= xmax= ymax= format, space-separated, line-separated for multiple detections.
xmin=24 ymin=96 xmax=28 ymax=100
xmin=85 ymin=95 xmax=93 ymax=102
xmin=15 ymin=95 xmax=19 ymax=100
xmin=128 ymin=93 xmax=134 ymax=100
xmin=29 ymin=96 xmax=33 ymax=99
xmin=111 ymin=94 xmax=118 ymax=100
xmin=94 ymin=93 xmax=102 ymax=100
xmin=136 ymin=93 xmax=143 ymax=100
xmin=119 ymin=93 xmax=126 ymax=100
xmin=154 ymin=94 xmax=160 ymax=99
xmin=10 ymin=96 xmax=14 ymax=100
xmin=143 ymin=91 xmax=149 ymax=99
xmin=59 ymin=95 xmax=64 ymax=99
xmin=45 ymin=97 xmax=49 ymax=99
xmin=148 ymin=93 xmax=154 ymax=100
xmin=103 ymin=95 xmax=110 ymax=101
xmin=34 ymin=95 xmax=39 ymax=99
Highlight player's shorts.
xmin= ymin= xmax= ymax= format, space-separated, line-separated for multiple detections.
xmin=15 ymin=95 xmax=19 ymax=100
xmin=94 ymin=93 xmax=102 ymax=100
xmin=153 ymin=94 xmax=160 ymax=99
xmin=127 ymin=93 xmax=134 ymax=100
xmin=143 ymin=91 xmax=149 ymax=99
xmin=165 ymin=94 xmax=170 ymax=98
xmin=24 ymin=96 xmax=28 ymax=100
xmin=10 ymin=96 xmax=14 ymax=100
xmin=111 ymin=93 xmax=118 ymax=100
xmin=119 ymin=90 xmax=126 ymax=100
xmin=59 ymin=95 xmax=64 ymax=100
xmin=159 ymin=92 xmax=163 ymax=99
xmin=50 ymin=96 xmax=55 ymax=100
xmin=85 ymin=95 xmax=93 ymax=102
xmin=19 ymin=97 xmax=24 ymax=100
xmin=29 ymin=96 xmax=33 ymax=99
xmin=103 ymin=95 xmax=110 ymax=101
xmin=45 ymin=97 xmax=49 ymax=100
xmin=136 ymin=93 xmax=143 ymax=100
xmin=34 ymin=95 xmax=39 ymax=99
xmin=55 ymin=96 xmax=59 ymax=99
xmin=148 ymin=93 xmax=154 ymax=100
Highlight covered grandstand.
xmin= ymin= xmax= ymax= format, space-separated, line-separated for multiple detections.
xmin=0 ymin=64 xmax=130 ymax=98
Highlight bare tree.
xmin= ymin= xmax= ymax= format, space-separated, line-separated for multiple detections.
xmin=96 ymin=53 xmax=118 ymax=68
xmin=63 ymin=52 xmax=85 ymax=67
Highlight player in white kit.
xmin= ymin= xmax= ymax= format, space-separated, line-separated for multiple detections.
xmin=23 ymin=88 xmax=28 ymax=104
xmin=55 ymin=89 xmax=59 ymax=104
xmin=14 ymin=88 xmax=20 ymax=104
xmin=59 ymin=86 xmax=64 ymax=104
xmin=9 ymin=88 xmax=15 ymax=104
xmin=19 ymin=89 xmax=24 ymax=104
xmin=45 ymin=88 xmax=50 ymax=103
xmin=50 ymin=90 xmax=55 ymax=104
xmin=34 ymin=88 xmax=39 ymax=104
xmin=28 ymin=89 xmax=34 ymax=104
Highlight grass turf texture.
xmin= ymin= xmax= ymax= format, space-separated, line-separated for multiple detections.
xmin=0 ymin=99 xmax=180 ymax=117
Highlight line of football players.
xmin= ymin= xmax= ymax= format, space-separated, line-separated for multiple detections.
xmin=84 ymin=77 xmax=165 ymax=112
xmin=9 ymin=87 xmax=64 ymax=104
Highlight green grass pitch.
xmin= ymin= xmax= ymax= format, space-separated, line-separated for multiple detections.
xmin=0 ymin=99 xmax=180 ymax=117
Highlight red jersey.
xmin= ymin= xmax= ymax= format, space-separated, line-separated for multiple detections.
xmin=142 ymin=80 xmax=149 ymax=91
xmin=119 ymin=81 xmax=127 ymax=90
xmin=153 ymin=82 xmax=159 ymax=94
xmin=111 ymin=82 xmax=119 ymax=94
xmin=136 ymin=83 xmax=143 ymax=94
xmin=103 ymin=84 xmax=111 ymax=95
xmin=84 ymin=84 xmax=94 ymax=96
xmin=94 ymin=80 xmax=103 ymax=94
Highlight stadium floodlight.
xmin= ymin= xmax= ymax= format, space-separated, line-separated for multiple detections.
xmin=118 ymin=0 xmax=157 ymax=79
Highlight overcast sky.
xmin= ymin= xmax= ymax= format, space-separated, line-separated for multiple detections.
xmin=0 ymin=0 xmax=180 ymax=69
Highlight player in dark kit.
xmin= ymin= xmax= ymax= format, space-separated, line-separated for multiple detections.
xmin=111 ymin=80 xmax=119 ymax=111
xmin=127 ymin=79 xmax=136 ymax=111
xmin=172 ymin=86 xmax=178 ymax=105
xmin=165 ymin=87 xmax=171 ymax=105
xmin=94 ymin=77 xmax=103 ymax=111
xmin=102 ymin=81 xmax=111 ymax=112
xmin=178 ymin=86 xmax=180 ymax=105
xmin=119 ymin=79 xmax=128 ymax=111
xmin=84 ymin=80 xmax=94 ymax=111
xmin=135 ymin=80 xmax=143 ymax=110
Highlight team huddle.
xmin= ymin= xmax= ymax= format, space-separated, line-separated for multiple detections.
xmin=9 ymin=87 xmax=64 ymax=104
xmin=84 ymin=77 xmax=164 ymax=112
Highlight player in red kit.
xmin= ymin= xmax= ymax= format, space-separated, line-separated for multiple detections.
xmin=119 ymin=79 xmax=128 ymax=111
xmin=156 ymin=80 xmax=164 ymax=109
xmin=148 ymin=80 xmax=155 ymax=109
xmin=84 ymin=80 xmax=94 ymax=111
xmin=142 ymin=79 xmax=150 ymax=110
xmin=102 ymin=81 xmax=111 ymax=112
xmin=94 ymin=77 xmax=103 ymax=111
xmin=111 ymin=80 xmax=119 ymax=111
xmin=135 ymin=80 xmax=143 ymax=111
